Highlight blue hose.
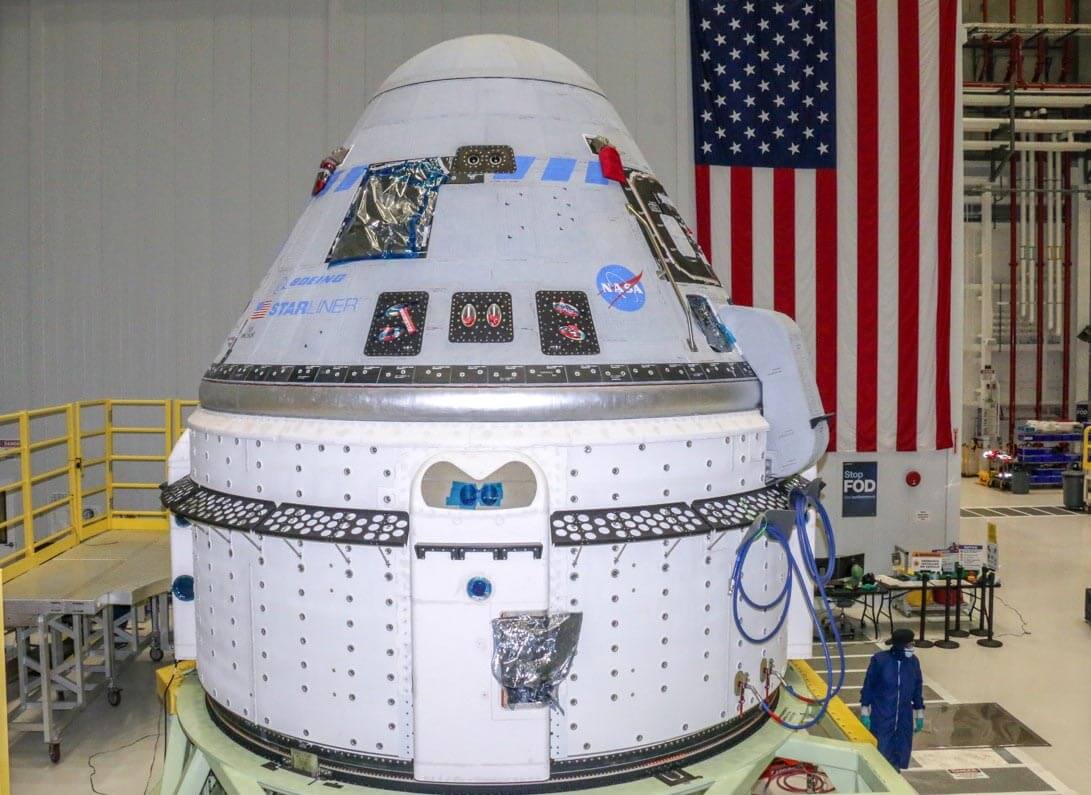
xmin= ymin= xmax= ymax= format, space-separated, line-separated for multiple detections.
xmin=729 ymin=485 xmax=847 ymax=730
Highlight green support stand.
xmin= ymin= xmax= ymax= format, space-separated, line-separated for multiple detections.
xmin=155 ymin=668 xmax=917 ymax=795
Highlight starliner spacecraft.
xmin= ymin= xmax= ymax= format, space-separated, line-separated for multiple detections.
xmin=162 ymin=35 xmax=833 ymax=791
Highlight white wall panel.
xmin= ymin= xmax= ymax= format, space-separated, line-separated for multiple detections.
xmin=0 ymin=2 xmax=33 ymax=411
xmin=0 ymin=0 xmax=693 ymax=411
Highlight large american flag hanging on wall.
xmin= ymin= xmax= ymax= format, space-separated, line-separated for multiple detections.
xmin=690 ymin=0 xmax=960 ymax=453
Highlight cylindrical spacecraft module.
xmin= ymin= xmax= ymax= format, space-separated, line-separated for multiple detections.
xmin=163 ymin=35 xmax=830 ymax=790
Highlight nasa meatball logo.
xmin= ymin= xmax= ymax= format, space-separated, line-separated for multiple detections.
xmin=596 ymin=264 xmax=645 ymax=312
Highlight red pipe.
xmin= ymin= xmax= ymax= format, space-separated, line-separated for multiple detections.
xmin=1000 ymin=38 xmax=1012 ymax=85
xmin=981 ymin=0 xmax=993 ymax=82
xmin=1035 ymin=147 xmax=1045 ymax=420
xmin=1061 ymin=0 xmax=1075 ymax=82
xmin=980 ymin=40 xmax=995 ymax=83
xmin=1008 ymin=0 xmax=1019 ymax=445
xmin=1033 ymin=0 xmax=1046 ymax=83
xmin=1062 ymin=152 xmax=1072 ymax=417
xmin=1055 ymin=0 xmax=1075 ymax=418
xmin=1009 ymin=154 xmax=1019 ymax=445
xmin=1001 ymin=37 xmax=1018 ymax=86
xmin=964 ymin=81 xmax=1091 ymax=90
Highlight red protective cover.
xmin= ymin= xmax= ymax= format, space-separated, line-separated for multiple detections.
xmin=598 ymin=145 xmax=625 ymax=183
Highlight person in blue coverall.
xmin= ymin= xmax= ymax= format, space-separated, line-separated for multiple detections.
xmin=859 ymin=628 xmax=925 ymax=771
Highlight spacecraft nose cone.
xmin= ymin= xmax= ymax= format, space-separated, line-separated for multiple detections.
xmin=376 ymin=34 xmax=603 ymax=95
xmin=202 ymin=32 xmax=746 ymax=424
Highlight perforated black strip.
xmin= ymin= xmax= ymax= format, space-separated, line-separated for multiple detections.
xmin=163 ymin=478 xmax=274 ymax=532
xmin=548 ymin=477 xmax=811 ymax=547
xmin=690 ymin=476 xmax=810 ymax=532
xmin=160 ymin=477 xmax=409 ymax=546
xmin=259 ymin=504 xmax=408 ymax=545
xmin=160 ymin=476 xmax=199 ymax=506
xmin=550 ymin=503 xmax=709 ymax=546
xmin=162 ymin=475 xmax=807 ymax=547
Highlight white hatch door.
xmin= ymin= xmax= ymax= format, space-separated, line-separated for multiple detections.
xmin=410 ymin=456 xmax=550 ymax=784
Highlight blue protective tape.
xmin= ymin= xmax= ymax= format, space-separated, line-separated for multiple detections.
xmin=479 ymin=482 xmax=504 ymax=507
xmin=333 ymin=164 xmax=368 ymax=192
xmin=493 ymin=155 xmax=536 ymax=180
xmin=327 ymin=250 xmax=420 ymax=266
xmin=542 ymin=157 xmax=577 ymax=182
xmin=444 ymin=481 xmax=505 ymax=509
xmin=405 ymin=158 xmax=447 ymax=253
xmin=446 ymin=481 xmax=479 ymax=509
xmin=585 ymin=160 xmax=609 ymax=185
xmin=719 ymin=320 xmax=737 ymax=349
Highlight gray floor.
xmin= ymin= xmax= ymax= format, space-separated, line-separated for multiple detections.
xmin=10 ymin=650 xmax=165 ymax=794
xmin=8 ymin=481 xmax=1088 ymax=793
xmin=817 ymin=637 xmax=1066 ymax=795
xmin=813 ymin=482 xmax=1085 ymax=794
xmin=937 ymin=482 xmax=1087 ymax=793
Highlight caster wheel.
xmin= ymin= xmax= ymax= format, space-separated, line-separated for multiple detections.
xmin=48 ymin=743 xmax=60 ymax=764
xmin=107 ymin=688 xmax=122 ymax=707
xmin=150 ymin=647 xmax=164 ymax=662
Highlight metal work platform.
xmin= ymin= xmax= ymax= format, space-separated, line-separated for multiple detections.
xmin=4 ymin=530 xmax=171 ymax=763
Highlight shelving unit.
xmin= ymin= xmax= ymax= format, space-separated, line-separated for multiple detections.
xmin=1010 ymin=424 xmax=1084 ymax=488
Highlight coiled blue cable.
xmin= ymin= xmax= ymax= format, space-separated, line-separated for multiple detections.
xmin=729 ymin=485 xmax=847 ymax=730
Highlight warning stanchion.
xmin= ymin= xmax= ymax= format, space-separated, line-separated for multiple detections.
xmin=976 ymin=569 xmax=1003 ymax=649
xmin=913 ymin=572 xmax=934 ymax=649
xmin=950 ymin=565 xmax=969 ymax=639
xmin=934 ymin=576 xmax=960 ymax=649
xmin=969 ymin=572 xmax=989 ymax=638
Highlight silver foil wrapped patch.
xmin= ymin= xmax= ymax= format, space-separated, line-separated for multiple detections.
xmin=491 ymin=612 xmax=583 ymax=711
xmin=327 ymin=157 xmax=447 ymax=263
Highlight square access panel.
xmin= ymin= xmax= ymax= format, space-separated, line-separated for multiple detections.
xmin=535 ymin=291 xmax=600 ymax=356
xmin=449 ymin=292 xmax=514 ymax=343
xmin=364 ymin=291 xmax=429 ymax=357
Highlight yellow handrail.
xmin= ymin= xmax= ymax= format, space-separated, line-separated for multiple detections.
xmin=0 ymin=398 xmax=194 ymax=795
xmin=25 ymin=406 xmax=69 ymax=419
xmin=17 ymin=414 xmax=35 ymax=570
xmin=29 ymin=464 xmax=70 ymax=486
xmin=0 ymin=570 xmax=9 ymax=795
xmin=0 ymin=398 xmax=195 ymax=579
xmin=173 ymin=400 xmax=198 ymax=443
